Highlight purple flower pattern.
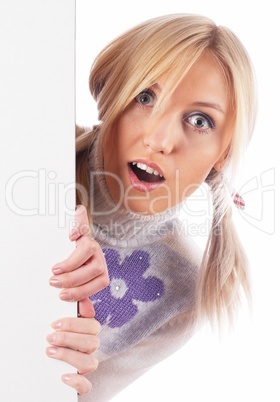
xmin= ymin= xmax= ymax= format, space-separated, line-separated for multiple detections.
xmin=90 ymin=248 xmax=164 ymax=328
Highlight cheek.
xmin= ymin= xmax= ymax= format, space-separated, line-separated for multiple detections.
xmin=179 ymin=143 xmax=217 ymax=173
xmin=103 ymin=125 xmax=123 ymax=176
xmin=114 ymin=116 xmax=134 ymax=146
xmin=176 ymin=140 xmax=226 ymax=192
xmin=194 ymin=127 xmax=233 ymax=167
xmin=175 ymin=160 xmax=209 ymax=200
xmin=104 ymin=119 xmax=126 ymax=151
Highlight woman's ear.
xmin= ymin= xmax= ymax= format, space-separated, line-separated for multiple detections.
xmin=213 ymin=149 xmax=229 ymax=172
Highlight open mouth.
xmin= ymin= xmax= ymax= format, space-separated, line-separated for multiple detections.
xmin=129 ymin=162 xmax=165 ymax=183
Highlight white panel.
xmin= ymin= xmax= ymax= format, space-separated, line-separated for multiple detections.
xmin=0 ymin=1 xmax=76 ymax=401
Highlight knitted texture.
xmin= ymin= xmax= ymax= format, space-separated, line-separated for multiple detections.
xmin=90 ymin=249 xmax=165 ymax=328
xmin=79 ymin=137 xmax=202 ymax=401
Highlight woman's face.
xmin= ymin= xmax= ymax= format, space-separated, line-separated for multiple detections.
xmin=103 ymin=53 xmax=235 ymax=214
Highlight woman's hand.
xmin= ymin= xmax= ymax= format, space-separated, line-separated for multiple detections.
xmin=47 ymin=204 xmax=109 ymax=392
xmin=46 ymin=299 xmax=100 ymax=395
xmin=49 ymin=204 xmax=109 ymax=312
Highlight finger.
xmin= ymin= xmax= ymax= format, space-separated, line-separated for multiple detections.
xmin=58 ymin=272 xmax=109 ymax=301
xmin=46 ymin=346 xmax=99 ymax=374
xmin=78 ymin=298 xmax=95 ymax=318
xmin=69 ymin=204 xmax=91 ymax=241
xmin=50 ymin=254 xmax=106 ymax=288
xmin=52 ymin=236 xmax=103 ymax=275
xmin=52 ymin=237 xmax=107 ymax=279
xmin=46 ymin=331 xmax=100 ymax=354
xmin=61 ymin=373 xmax=92 ymax=395
xmin=52 ymin=203 xmax=99 ymax=275
xmin=51 ymin=317 xmax=101 ymax=335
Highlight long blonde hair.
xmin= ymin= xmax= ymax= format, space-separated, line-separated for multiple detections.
xmin=76 ymin=14 xmax=257 ymax=326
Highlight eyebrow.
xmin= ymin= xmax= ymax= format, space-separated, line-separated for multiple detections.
xmin=150 ymin=84 xmax=225 ymax=114
xmin=150 ymin=83 xmax=162 ymax=92
xmin=190 ymin=101 xmax=225 ymax=114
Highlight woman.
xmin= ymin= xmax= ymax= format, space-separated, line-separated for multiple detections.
xmin=46 ymin=13 xmax=256 ymax=400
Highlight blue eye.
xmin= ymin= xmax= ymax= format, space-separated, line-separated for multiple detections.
xmin=185 ymin=112 xmax=215 ymax=133
xmin=135 ymin=89 xmax=156 ymax=107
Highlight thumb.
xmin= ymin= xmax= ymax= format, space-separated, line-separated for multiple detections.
xmin=78 ymin=298 xmax=95 ymax=318
xmin=70 ymin=204 xmax=91 ymax=241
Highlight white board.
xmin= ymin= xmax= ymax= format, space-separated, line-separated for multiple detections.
xmin=0 ymin=1 xmax=76 ymax=401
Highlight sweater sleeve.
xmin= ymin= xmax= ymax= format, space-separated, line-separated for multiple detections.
xmin=79 ymin=310 xmax=196 ymax=402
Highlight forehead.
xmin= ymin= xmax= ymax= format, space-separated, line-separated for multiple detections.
xmin=154 ymin=53 xmax=231 ymax=114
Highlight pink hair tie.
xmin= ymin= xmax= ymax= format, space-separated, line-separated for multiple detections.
xmin=224 ymin=177 xmax=245 ymax=210
xmin=232 ymin=192 xmax=245 ymax=210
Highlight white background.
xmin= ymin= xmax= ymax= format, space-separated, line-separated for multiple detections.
xmin=0 ymin=1 xmax=278 ymax=402
xmin=1 ymin=1 xmax=76 ymax=401
xmin=76 ymin=1 xmax=279 ymax=402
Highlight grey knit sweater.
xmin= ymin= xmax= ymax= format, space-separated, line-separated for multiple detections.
xmin=79 ymin=136 xmax=202 ymax=401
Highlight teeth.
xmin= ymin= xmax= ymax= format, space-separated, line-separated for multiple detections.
xmin=137 ymin=163 xmax=147 ymax=171
xmin=146 ymin=166 xmax=154 ymax=174
xmin=132 ymin=162 xmax=163 ymax=177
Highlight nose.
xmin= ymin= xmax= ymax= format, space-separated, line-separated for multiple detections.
xmin=143 ymin=115 xmax=179 ymax=155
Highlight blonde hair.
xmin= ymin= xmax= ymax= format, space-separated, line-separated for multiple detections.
xmin=76 ymin=14 xmax=257 ymax=326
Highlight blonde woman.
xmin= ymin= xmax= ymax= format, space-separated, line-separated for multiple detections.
xmin=46 ymin=13 xmax=256 ymax=400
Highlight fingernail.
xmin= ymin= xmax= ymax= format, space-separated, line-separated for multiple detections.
xmin=47 ymin=347 xmax=57 ymax=356
xmin=47 ymin=333 xmax=56 ymax=343
xmin=60 ymin=291 xmax=74 ymax=301
xmin=62 ymin=375 xmax=71 ymax=383
xmin=49 ymin=278 xmax=62 ymax=288
xmin=51 ymin=320 xmax=62 ymax=329
xmin=69 ymin=230 xmax=80 ymax=241
xmin=52 ymin=267 xmax=64 ymax=275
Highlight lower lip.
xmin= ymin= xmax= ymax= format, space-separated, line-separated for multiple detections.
xmin=128 ymin=165 xmax=164 ymax=192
